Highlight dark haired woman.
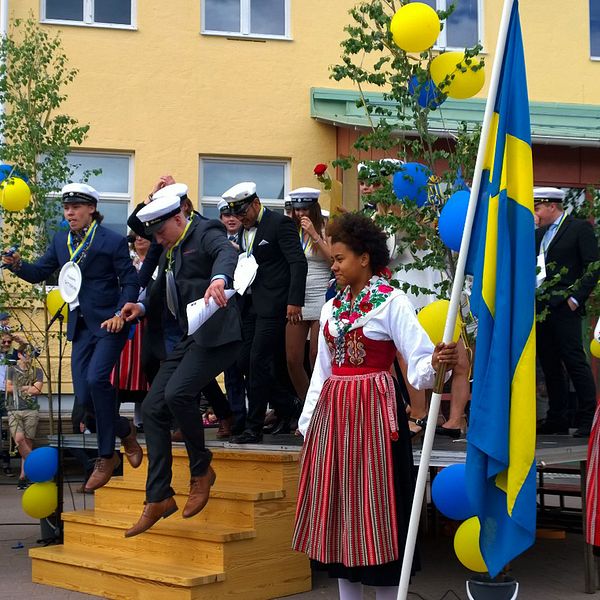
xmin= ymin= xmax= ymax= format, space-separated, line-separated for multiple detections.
xmin=285 ymin=187 xmax=331 ymax=403
xmin=292 ymin=213 xmax=457 ymax=599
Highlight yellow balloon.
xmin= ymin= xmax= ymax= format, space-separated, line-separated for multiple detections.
xmin=417 ymin=299 xmax=462 ymax=345
xmin=46 ymin=289 xmax=68 ymax=322
xmin=390 ymin=3 xmax=440 ymax=53
xmin=0 ymin=177 xmax=31 ymax=212
xmin=591 ymin=339 xmax=600 ymax=359
xmin=22 ymin=481 xmax=58 ymax=519
xmin=430 ymin=51 xmax=485 ymax=99
xmin=454 ymin=516 xmax=487 ymax=572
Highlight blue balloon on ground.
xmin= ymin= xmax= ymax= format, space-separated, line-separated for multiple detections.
xmin=408 ymin=75 xmax=443 ymax=109
xmin=438 ymin=190 xmax=470 ymax=252
xmin=24 ymin=447 xmax=59 ymax=483
xmin=392 ymin=162 xmax=432 ymax=207
xmin=432 ymin=463 xmax=475 ymax=521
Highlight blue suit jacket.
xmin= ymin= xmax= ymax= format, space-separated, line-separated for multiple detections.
xmin=16 ymin=225 xmax=139 ymax=340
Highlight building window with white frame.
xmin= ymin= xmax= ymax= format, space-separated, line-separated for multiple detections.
xmin=591 ymin=0 xmax=600 ymax=58
xmin=422 ymin=0 xmax=481 ymax=49
xmin=202 ymin=0 xmax=289 ymax=39
xmin=200 ymin=158 xmax=288 ymax=219
xmin=64 ymin=152 xmax=133 ymax=235
xmin=42 ymin=0 xmax=135 ymax=28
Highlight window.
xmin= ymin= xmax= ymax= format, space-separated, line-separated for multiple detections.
xmin=42 ymin=0 xmax=135 ymax=28
xmin=591 ymin=1 xmax=600 ymax=58
xmin=61 ymin=152 xmax=133 ymax=235
xmin=202 ymin=0 xmax=289 ymax=39
xmin=200 ymin=158 xmax=288 ymax=218
xmin=422 ymin=0 xmax=481 ymax=49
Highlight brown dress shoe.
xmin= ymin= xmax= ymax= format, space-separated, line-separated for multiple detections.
xmin=182 ymin=466 xmax=216 ymax=518
xmin=171 ymin=429 xmax=184 ymax=443
xmin=124 ymin=497 xmax=178 ymax=538
xmin=84 ymin=453 xmax=121 ymax=492
xmin=122 ymin=423 xmax=143 ymax=468
xmin=215 ymin=416 xmax=233 ymax=439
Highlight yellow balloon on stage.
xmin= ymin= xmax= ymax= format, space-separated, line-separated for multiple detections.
xmin=22 ymin=481 xmax=58 ymax=519
xmin=454 ymin=516 xmax=487 ymax=572
xmin=430 ymin=51 xmax=485 ymax=99
xmin=46 ymin=289 xmax=68 ymax=322
xmin=390 ymin=3 xmax=440 ymax=53
xmin=417 ymin=299 xmax=462 ymax=345
xmin=591 ymin=339 xmax=600 ymax=359
xmin=0 ymin=177 xmax=31 ymax=212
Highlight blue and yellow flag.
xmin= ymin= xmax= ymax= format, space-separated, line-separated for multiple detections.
xmin=465 ymin=0 xmax=536 ymax=577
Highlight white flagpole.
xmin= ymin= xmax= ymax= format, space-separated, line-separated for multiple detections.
xmin=397 ymin=0 xmax=518 ymax=597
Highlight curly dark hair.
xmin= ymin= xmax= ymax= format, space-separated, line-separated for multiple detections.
xmin=326 ymin=212 xmax=389 ymax=273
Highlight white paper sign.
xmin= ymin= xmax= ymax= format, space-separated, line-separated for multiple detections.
xmin=58 ymin=261 xmax=82 ymax=309
xmin=186 ymin=289 xmax=236 ymax=336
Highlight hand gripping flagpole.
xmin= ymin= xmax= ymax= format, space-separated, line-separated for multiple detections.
xmin=397 ymin=0 xmax=517 ymax=597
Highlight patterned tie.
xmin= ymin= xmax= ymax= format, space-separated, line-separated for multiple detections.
xmin=165 ymin=270 xmax=179 ymax=317
xmin=541 ymin=223 xmax=558 ymax=256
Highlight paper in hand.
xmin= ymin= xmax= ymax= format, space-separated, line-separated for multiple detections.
xmin=186 ymin=289 xmax=236 ymax=336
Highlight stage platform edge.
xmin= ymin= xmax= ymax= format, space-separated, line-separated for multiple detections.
xmin=30 ymin=443 xmax=311 ymax=600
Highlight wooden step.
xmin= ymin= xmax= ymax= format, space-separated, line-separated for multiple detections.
xmin=31 ymin=545 xmax=225 ymax=600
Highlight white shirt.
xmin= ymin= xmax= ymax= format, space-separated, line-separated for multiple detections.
xmin=298 ymin=292 xmax=441 ymax=436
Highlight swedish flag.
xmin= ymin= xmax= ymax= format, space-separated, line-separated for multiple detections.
xmin=465 ymin=0 xmax=536 ymax=577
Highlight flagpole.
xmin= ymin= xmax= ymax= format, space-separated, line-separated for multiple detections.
xmin=397 ymin=0 xmax=518 ymax=597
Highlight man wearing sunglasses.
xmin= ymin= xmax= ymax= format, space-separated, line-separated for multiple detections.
xmin=223 ymin=182 xmax=307 ymax=444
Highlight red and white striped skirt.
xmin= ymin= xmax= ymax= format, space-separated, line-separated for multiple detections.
xmin=292 ymin=370 xmax=399 ymax=567
xmin=586 ymin=403 xmax=600 ymax=547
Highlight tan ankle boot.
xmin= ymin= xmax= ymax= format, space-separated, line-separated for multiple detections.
xmin=182 ymin=466 xmax=216 ymax=518
xmin=124 ymin=497 xmax=178 ymax=538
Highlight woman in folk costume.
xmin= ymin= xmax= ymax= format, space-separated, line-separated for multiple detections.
xmin=586 ymin=317 xmax=600 ymax=553
xmin=293 ymin=213 xmax=457 ymax=599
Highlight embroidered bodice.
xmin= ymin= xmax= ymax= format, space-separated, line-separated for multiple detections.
xmin=324 ymin=322 xmax=396 ymax=372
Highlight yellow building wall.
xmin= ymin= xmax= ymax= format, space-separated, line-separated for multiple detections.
xmin=7 ymin=1 xmax=600 ymax=201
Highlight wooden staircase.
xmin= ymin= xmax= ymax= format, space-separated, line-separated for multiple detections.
xmin=30 ymin=445 xmax=311 ymax=599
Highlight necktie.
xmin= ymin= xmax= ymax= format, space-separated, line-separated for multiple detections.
xmin=228 ymin=234 xmax=237 ymax=241
xmin=541 ymin=223 xmax=558 ymax=256
xmin=165 ymin=270 xmax=179 ymax=317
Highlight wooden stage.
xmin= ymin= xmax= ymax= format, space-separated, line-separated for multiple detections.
xmin=32 ymin=432 xmax=590 ymax=599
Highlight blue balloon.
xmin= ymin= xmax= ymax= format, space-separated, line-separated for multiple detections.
xmin=438 ymin=190 xmax=470 ymax=252
xmin=24 ymin=447 xmax=59 ymax=483
xmin=0 ymin=164 xmax=29 ymax=184
xmin=431 ymin=463 xmax=475 ymax=521
xmin=392 ymin=162 xmax=432 ymax=207
xmin=408 ymin=75 xmax=443 ymax=109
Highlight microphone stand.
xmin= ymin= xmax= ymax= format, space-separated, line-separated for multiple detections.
xmin=46 ymin=301 xmax=66 ymax=544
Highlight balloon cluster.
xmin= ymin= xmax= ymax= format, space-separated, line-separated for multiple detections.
xmin=22 ymin=447 xmax=59 ymax=519
xmin=0 ymin=165 xmax=31 ymax=212
xmin=431 ymin=464 xmax=487 ymax=572
xmin=390 ymin=3 xmax=485 ymax=109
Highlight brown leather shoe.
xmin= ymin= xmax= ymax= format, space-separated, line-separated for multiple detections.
xmin=84 ymin=453 xmax=121 ymax=492
xmin=124 ymin=497 xmax=178 ymax=538
xmin=215 ymin=416 xmax=233 ymax=439
xmin=121 ymin=423 xmax=143 ymax=468
xmin=182 ymin=466 xmax=216 ymax=519
xmin=171 ymin=429 xmax=184 ymax=443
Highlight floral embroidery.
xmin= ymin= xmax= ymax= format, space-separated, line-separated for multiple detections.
xmin=331 ymin=275 xmax=395 ymax=365
xmin=347 ymin=331 xmax=366 ymax=366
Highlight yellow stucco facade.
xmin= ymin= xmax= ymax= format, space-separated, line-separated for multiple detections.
xmin=5 ymin=1 xmax=597 ymax=212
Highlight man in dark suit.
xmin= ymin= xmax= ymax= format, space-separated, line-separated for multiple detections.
xmin=534 ymin=187 xmax=599 ymax=437
xmin=222 ymin=182 xmax=308 ymax=444
xmin=120 ymin=195 xmax=241 ymax=537
xmin=2 ymin=183 xmax=142 ymax=490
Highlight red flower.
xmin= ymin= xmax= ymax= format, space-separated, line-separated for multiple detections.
xmin=378 ymin=284 xmax=394 ymax=293
xmin=378 ymin=267 xmax=392 ymax=279
xmin=314 ymin=163 xmax=328 ymax=176
xmin=339 ymin=311 xmax=350 ymax=321
xmin=333 ymin=298 xmax=342 ymax=308
xmin=348 ymin=311 xmax=360 ymax=323
xmin=358 ymin=300 xmax=373 ymax=313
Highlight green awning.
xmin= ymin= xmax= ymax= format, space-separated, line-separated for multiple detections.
xmin=311 ymin=87 xmax=600 ymax=146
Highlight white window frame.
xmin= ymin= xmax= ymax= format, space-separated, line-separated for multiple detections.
xmin=199 ymin=156 xmax=290 ymax=215
xmin=201 ymin=0 xmax=291 ymax=41
xmin=430 ymin=0 xmax=483 ymax=51
xmin=40 ymin=0 xmax=137 ymax=30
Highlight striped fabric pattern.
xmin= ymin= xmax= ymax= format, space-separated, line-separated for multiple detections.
xmin=293 ymin=370 xmax=398 ymax=567
xmin=110 ymin=322 xmax=148 ymax=392
xmin=586 ymin=405 xmax=600 ymax=547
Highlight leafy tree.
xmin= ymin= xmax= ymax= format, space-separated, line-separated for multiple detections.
xmin=0 ymin=17 xmax=90 ymax=430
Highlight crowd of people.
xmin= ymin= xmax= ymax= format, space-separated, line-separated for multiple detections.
xmin=0 ymin=172 xmax=597 ymax=595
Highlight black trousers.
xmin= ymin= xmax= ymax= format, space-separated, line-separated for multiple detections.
xmin=142 ymin=337 xmax=238 ymax=503
xmin=537 ymin=302 xmax=597 ymax=429
xmin=237 ymin=298 xmax=297 ymax=435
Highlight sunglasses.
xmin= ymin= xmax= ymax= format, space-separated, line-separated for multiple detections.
xmin=231 ymin=201 xmax=253 ymax=216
